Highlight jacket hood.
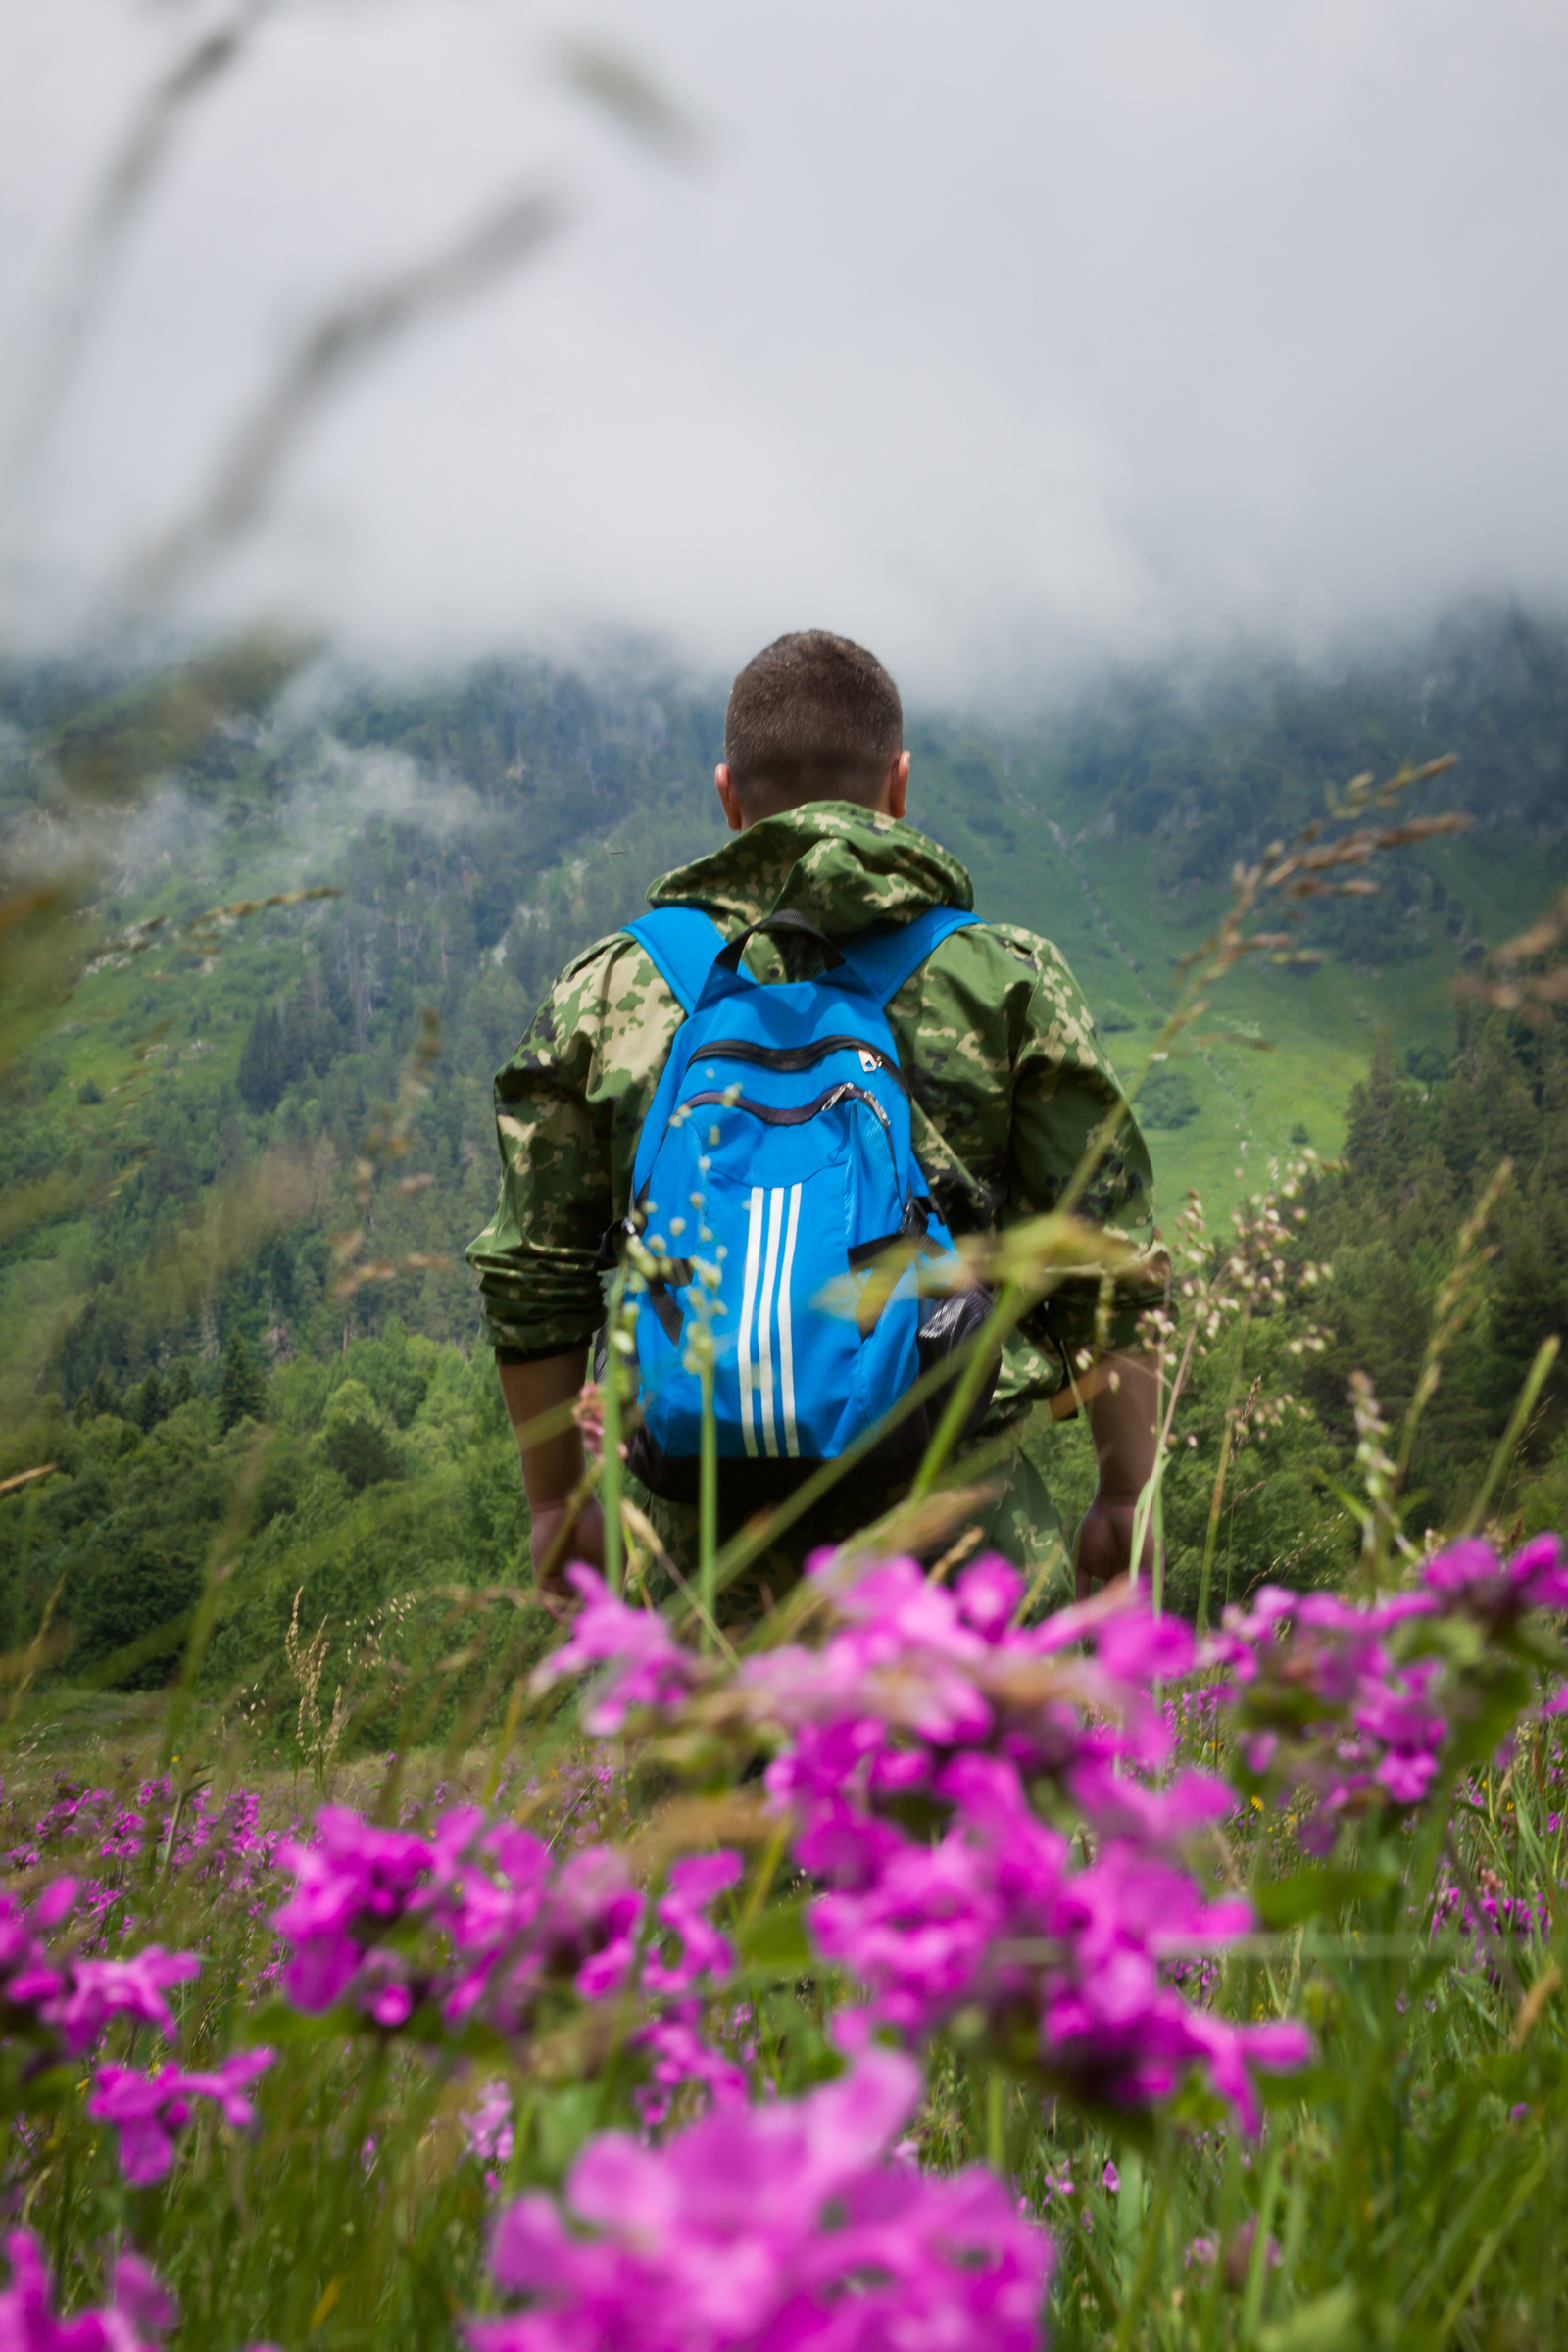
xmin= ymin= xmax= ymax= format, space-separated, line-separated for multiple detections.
xmin=646 ymin=801 xmax=974 ymax=935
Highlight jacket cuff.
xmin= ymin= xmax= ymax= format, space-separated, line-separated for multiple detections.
xmin=493 ymin=1337 xmax=598 ymax=1367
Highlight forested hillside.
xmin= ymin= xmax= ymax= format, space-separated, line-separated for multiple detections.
xmin=1 ymin=603 xmax=1565 ymax=1686
xmin=0 ymin=655 xmax=729 ymax=1411
xmin=1150 ymin=992 xmax=1568 ymax=1621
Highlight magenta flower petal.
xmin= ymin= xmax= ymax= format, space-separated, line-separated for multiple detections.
xmin=112 ymin=2251 xmax=178 ymax=2334
xmin=489 ymin=2193 xmax=573 ymax=2294
xmin=531 ymin=1568 xmax=698 ymax=1731
xmin=33 ymin=1878 xmax=78 ymax=1932
xmin=470 ymin=2057 xmax=1052 ymax=2352
xmin=956 ymin=1554 xmax=1026 ymax=1637
xmin=1422 ymin=1539 xmax=1500 ymax=1592
xmin=0 ymin=2230 xmax=175 ymax=2350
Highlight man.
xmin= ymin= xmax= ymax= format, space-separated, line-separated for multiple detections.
xmin=467 ymin=631 xmax=1164 ymax=1614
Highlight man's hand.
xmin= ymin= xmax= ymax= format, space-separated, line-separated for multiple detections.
xmin=529 ymin=1495 xmax=605 ymax=1620
xmin=496 ymin=1348 xmax=596 ymax=1619
xmin=1074 ymin=1488 xmax=1153 ymax=1600
xmin=1073 ymin=1351 xmax=1159 ymax=1601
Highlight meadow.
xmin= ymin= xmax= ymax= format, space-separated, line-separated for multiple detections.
xmin=1 ymin=1469 xmax=1564 ymax=2351
xmin=1 ymin=625 xmax=1567 ymax=2348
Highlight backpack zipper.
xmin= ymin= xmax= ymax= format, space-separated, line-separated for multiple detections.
xmin=676 ymin=1080 xmax=901 ymax=1189
xmin=694 ymin=1035 xmax=910 ymax=1095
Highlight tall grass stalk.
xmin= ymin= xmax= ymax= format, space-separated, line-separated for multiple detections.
xmin=699 ymin=1339 xmax=717 ymax=1650
xmin=1194 ymin=1301 xmax=1252 ymax=1633
xmin=1130 ymin=1316 xmax=1200 ymax=1600
xmin=1461 ymin=1333 xmax=1560 ymax=1538
xmin=601 ymin=1272 xmax=627 ymax=1598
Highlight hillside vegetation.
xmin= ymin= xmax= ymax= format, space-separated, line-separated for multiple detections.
xmin=1 ymin=604 xmax=1566 ymax=1687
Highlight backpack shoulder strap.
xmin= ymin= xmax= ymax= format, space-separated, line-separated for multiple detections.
xmin=623 ymin=906 xmax=727 ymax=1016
xmin=840 ymin=906 xmax=981 ymax=1005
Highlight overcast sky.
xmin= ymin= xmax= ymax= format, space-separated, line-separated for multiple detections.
xmin=2 ymin=0 xmax=1566 ymax=701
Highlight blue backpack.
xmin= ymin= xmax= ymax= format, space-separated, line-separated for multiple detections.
xmin=609 ymin=904 xmax=997 ymax=1505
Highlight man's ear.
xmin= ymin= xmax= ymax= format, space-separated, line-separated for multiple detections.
xmin=886 ymin=750 xmax=910 ymax=822
xmin=715 ymin=763 xmax=746 ymax=832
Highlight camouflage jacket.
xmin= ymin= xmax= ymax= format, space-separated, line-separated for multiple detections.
xmin=466 ymin=802 xmax=1164 ymax=1417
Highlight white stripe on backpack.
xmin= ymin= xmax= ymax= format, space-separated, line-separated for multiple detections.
xmin=738 ymin=1186 xmax=765 ymax=1458
xmin=778 ymin=1184 xmax=802 ymax=1456
xmin=738 ymin=1181 xmax=804 ymax=1462
xmin=756 ymin=1187 xmax=785 ymax=1457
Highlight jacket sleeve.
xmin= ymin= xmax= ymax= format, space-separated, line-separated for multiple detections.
xmin=1004 ymin=929 xmax=1168 ymax=1364
xmin=465 ymin=935 xmax=676 ymax=1358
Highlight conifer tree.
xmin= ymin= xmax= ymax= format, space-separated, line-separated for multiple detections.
xmin=237 ymin=1003 xmax=285 ymax=1113
xmin=136 ymin=1367 xmax=166 ymax=1431
xmin=217 ymin=1331 xmax=268 ymax=1432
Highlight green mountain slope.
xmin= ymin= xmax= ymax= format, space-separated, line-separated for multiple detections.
xmin=899 ymin=608 xmax=1566 ymax=1209
xmin=1 ymin=604 xmax=1564 ymax=1417
xmin=2 ymin=606 xmax=1566 ymax=1681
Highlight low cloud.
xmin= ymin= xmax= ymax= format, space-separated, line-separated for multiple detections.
xmin=3 ymin=0 xmax=1566 ymax=702
xmin=301 ymin=740 xmax=484 ymax=840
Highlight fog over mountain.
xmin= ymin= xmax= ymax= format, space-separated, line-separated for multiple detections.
xmin=3 ymin=0 xmax=1567 ymax=701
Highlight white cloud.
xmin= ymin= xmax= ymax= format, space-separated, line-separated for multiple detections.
xmin=304 ymin=738 xmax=483 ymax=839
xmin=3 ymin=0 xmax=1566 ymax=699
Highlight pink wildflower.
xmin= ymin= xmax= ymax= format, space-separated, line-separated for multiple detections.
xmin=463 ymin=2080 xmax=515 ymax=2174
xmin=0 ymin=2230 xmax=175 ymax=2350
xmin=88 ymin=2050 xmax=274 ymax=2186
xmin=44 ymin=1948 xmax=203 ymax=2057
xmin=643 ymin=1854 xmax=743 ymax=1996
xmin=466 ymin=2050 xmax=1052 ymax=2352
xmin=1423 ymin=1532 xmax=1568 ymax=1619
xmin=531 ymin=1568 xmax=699 ymax=1732
xmin=631 ymin=2004 xmax=749 ymax=2129
xmin=273 ymin=1805 xmax=451 ymax=2010
xmin=744 ymin=1561 xmax=1310 ymax=2132
xmin=270 ymin=1799 xmax=698 ymax=2034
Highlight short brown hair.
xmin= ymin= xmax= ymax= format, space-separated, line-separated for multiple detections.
xmin=723 ymin=631 xmax=903 ymax=817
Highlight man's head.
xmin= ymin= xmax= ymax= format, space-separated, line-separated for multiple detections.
xmin=715 ymin=630 xmax=909 ymax=831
